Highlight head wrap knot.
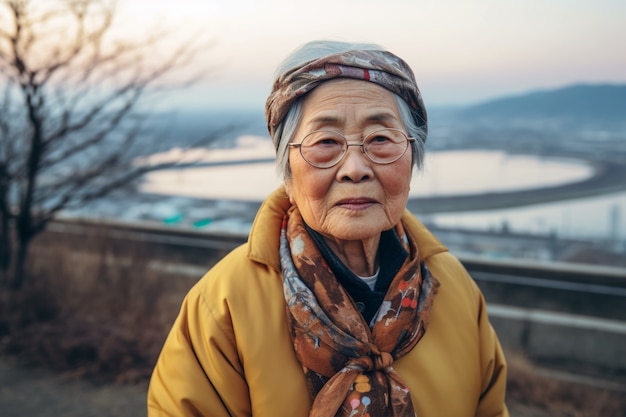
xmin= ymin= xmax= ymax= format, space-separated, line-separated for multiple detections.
xmin=265 ymin=49 xmax=427 ymax=147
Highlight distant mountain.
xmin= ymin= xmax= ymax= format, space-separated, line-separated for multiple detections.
xmin=454 ymin=84 xmax=626 ymax=125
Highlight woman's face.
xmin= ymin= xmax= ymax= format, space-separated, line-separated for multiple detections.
xmin=285 ymin=79 xmax=413 ymax=242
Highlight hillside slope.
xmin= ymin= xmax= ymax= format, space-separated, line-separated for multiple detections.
xmin=455 ymin=84 xmax=626 ymax=124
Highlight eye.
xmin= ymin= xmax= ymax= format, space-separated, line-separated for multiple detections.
xmin=366 ymin=129 xmax=406 ymax=146
xmin=369 ymin=134 xmax=392 ymax=144
xmin=305 ymin=132 xmax=344 ymax=148
xmin=366 ymin=132 xmax=396 ymax=147
xmin=319 ymin=137 xmax=342 ymax=146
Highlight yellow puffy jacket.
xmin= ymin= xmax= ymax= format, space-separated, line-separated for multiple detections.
xmin=148 ymin=187 xmax=509 ymax=417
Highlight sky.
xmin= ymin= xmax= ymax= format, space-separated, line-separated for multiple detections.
xmin=119 ymin=0 xmax=626 ymax=110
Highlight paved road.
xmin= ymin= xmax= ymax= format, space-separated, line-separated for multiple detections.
xmin=0 ymin=357 xmax=147 ymax=417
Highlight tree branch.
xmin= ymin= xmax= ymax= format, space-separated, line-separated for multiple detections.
xmin=0 ymin=0 xmax=220 ymax=286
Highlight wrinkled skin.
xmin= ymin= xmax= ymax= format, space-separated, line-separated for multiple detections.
xmin=285 ymin=79 xmax=413 ymax=276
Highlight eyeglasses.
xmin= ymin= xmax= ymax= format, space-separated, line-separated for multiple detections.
xmin=288 ymin=128 xmax=415 ymax=169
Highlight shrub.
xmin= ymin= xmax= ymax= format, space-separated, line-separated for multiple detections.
xmin=0 ymin=223 xmax=197 ymax=383
xmin=506 ymin=351 xmax=626 ymax=417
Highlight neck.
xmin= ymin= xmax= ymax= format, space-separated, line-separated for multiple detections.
xmin=322 ymin=234 xmax=380 ymax=277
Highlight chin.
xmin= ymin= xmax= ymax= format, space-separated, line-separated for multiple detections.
xmin=329 ymin=220 xmax=387 ymax=241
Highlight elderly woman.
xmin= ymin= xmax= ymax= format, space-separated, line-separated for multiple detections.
xmin=148 ymin=40 xmax=509 ymax=417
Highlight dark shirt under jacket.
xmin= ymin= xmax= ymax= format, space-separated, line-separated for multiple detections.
xmin=304 ymin=224 xmax=408 ymax=325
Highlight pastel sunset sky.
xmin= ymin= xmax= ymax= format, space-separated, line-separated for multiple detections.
xmin=120 ymin=0 xmax=626 ymax=110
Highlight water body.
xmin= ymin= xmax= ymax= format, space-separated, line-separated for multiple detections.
xmin=428 ymin=191 xmax=626 ymax=241
xmin=140 ymin=135 xmax=625 ymax=241
xmin=413 ymin=150 xmax=592 ymax=197
xmin=141 ymin=137 xmax=593 ymax=199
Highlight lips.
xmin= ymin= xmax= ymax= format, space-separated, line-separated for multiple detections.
xmin=336 ymin=197 xmax=378 ymax=209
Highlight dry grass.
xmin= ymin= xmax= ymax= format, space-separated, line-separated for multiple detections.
xmin=506 ymin=352 xmax=626 ymax=417
xmin=0 ymin=225 xmax=196 ymax=383
xmin=0 ymin=225 xmax=625 ymax=416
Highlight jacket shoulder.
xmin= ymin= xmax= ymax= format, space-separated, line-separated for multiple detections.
xmin=193 ymin=243 xmax=279 ymax=300
xmin=426 ymin=250 xmax=483 ymax=305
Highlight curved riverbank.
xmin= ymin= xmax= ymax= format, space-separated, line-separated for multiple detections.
xmin=186 ymin=158 xmax=625 ymax=219
xmin=142 ymin=149 xmax=596 ymax=204
xmin=406 ymin=159 xmax=626 ymax=214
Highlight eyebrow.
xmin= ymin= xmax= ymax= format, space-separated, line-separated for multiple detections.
xmin=307 ymin=110 xmax=399 ymax=127
xmin=366 ymin=113 xmax=397 ymax=123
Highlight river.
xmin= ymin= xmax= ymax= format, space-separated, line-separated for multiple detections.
xmin=138 ymin=135 xmax=625 ymax=241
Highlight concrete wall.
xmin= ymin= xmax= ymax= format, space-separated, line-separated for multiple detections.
xmin=489 ymin=304 xmax=626 ymax=372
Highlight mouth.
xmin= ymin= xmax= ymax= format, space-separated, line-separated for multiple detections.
xmin=336 ymin=197 xmax=378 ymax=210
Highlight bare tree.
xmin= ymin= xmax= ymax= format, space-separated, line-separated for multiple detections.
xmin=0 ymin=0 xmax=214 ymax=288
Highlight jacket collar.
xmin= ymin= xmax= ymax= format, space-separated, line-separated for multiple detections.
xmin=247 ymin=186 xmax=448 ymax=272
xmin=246 ymin=187 xmax=291 ymax=272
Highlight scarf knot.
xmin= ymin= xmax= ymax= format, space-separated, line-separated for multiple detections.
xmin=346 ymin=351 xmax=394 ymax=373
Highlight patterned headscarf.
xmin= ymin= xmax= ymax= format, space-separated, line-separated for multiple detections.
xmin=265 ymin=48 xmax=427 ymax=147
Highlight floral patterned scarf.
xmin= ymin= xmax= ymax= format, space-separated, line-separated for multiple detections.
xmin=280 ymin=206 xmax=439 ymax=417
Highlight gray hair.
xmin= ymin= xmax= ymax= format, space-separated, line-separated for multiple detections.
xmin=271 ymin=40 xmax=427 ymax=179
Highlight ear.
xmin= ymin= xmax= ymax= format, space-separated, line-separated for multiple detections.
xmin=284 ymin=179 xmax=295 ymax=204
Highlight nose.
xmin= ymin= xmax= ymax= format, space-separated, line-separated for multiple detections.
xmin=336 ymin=143 xmax=373 ymax=182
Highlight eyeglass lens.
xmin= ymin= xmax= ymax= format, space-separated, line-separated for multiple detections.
xmin=299 ymin=129 xmax=410 ymax=168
